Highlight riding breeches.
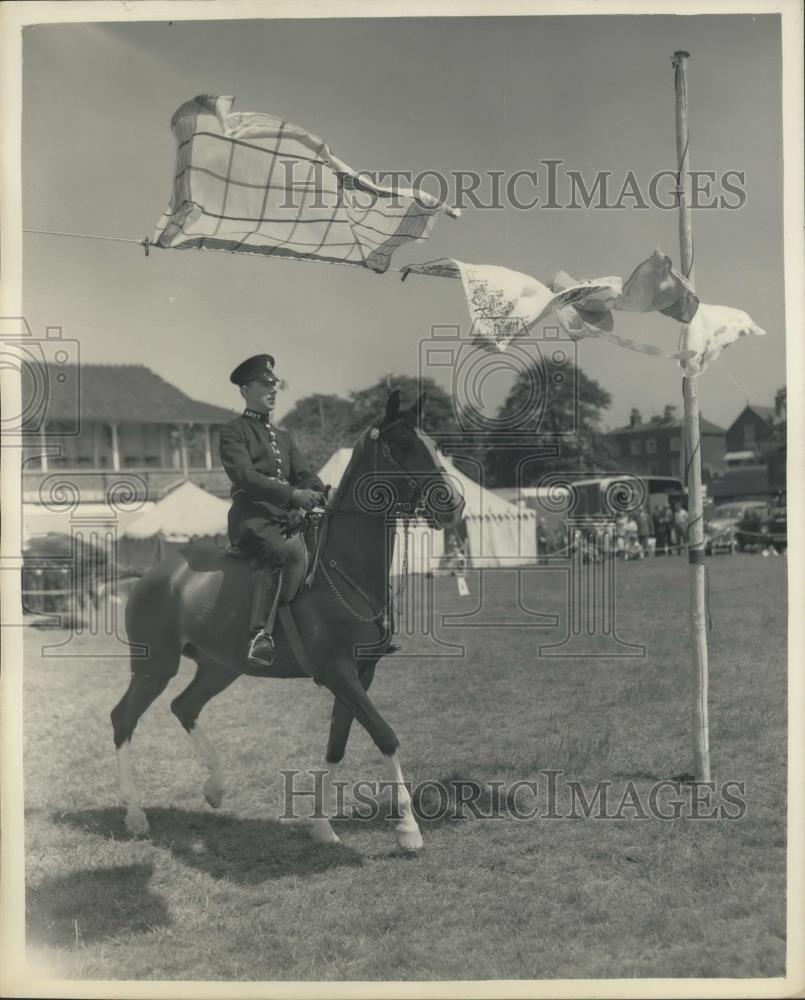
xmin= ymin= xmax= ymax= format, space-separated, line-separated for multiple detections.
xmin=227 ymin=500 xmax=290 ymax=568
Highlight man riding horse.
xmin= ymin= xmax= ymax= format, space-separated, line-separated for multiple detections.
xmin=219 ymin=353 xmax=326 ymax=668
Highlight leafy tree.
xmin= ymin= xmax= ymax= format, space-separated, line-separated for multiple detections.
xmin=279 ymin=377 xmax=460 ymax=472
xmin=279 ymin=393 xmax=354 ymax=471
xmin=481 ymin=361 xmax=614 ymax=486
xmin=758 ymin=386 xmax=786 ymax=491
xmin=345 ymin=375 xmax=459 ymax=440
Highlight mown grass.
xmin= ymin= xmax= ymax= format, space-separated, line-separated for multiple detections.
xmin=22 ymin=553 xmax=786 ymax=982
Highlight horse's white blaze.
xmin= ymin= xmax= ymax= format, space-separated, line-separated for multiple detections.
xmin=385 ymin=752 xmax=422 ymax=851
xmin=189 ymin=723 xmax=224 ymax=807
xmin=310 ymin=760 xmax=341 ymax=845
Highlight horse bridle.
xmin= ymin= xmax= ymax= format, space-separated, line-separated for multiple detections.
xmin=313 ymin=418 xmax=432 ymax=522
xmin=373 ymin=418 xmax=431 ymax=520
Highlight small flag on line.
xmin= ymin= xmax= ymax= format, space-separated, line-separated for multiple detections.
xmin=402 ymin=252 xmax=699 ymax=359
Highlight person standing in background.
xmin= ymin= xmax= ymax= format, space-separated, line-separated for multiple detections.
xmin=636 ymin=506 xmax=652 ymax=556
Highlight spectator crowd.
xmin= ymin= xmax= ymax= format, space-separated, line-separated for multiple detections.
xmin=537 ymin=502 xmax=691 ymax=563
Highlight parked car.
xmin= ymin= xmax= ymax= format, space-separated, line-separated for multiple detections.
xmin=704 ymin=500 xmax=767 ymax=555
xmin=734 ymin=494 xmax=787 ymax=553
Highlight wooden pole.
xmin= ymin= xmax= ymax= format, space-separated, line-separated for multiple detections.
xmin=673 ymin=50 xmax=711 ymax=782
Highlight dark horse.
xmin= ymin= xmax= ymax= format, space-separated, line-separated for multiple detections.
xmin=112 ymin=392 xmax=464 ymax=851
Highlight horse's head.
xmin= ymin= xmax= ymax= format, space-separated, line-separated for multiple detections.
xmin=356 ymin=390 xmax=465 ymax=529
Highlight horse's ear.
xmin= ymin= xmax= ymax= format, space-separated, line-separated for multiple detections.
xmin=385 ymin=390 xmax=401 ymax=420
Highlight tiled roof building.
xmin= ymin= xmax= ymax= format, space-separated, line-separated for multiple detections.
xmin=606 ymin=405 xmax=726 ymax=480
xmin=22 ymin=364 xmax=238 ymax=500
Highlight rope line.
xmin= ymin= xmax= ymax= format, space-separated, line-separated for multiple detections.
xmin=716 ymin=359 xmax=752 ymax=401
xmin=23 ymin=228 xmax=149 ymax=246
xmin=22 ymin=227 xmax=421 ymax=272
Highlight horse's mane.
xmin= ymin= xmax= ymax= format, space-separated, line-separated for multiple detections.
xmin=328 ymin=427 xmax=374 ymax=511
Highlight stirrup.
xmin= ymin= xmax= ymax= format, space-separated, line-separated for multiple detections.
xmin=247 ymin=630 xmax=275 ymax=667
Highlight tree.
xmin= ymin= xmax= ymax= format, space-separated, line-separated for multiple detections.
xmin=758 ymin=386 xmax=786 ymax=492
xmin=345 ymin=375 xmax=459 ymax=441
xmin=481 ymin=361 xmax=615 ymax=486
xmin=279 ymin=393 xmax=354 ymax=471
xmin=279 ymin=377 xmax=460 ymax=472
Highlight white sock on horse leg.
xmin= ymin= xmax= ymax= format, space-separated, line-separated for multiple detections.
xmin=384 ymin=752 xmax=418 ymax=834
xmin=117 ymin=741 xmax=149 ymax=835
xmin=189 ymin=723 xmax=224 ymax=808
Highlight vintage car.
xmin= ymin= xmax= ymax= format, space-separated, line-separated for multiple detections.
xmin=734 ymin=495 xmax=787 ymax=553
xmin=704 ymin=500 xmax=767 ymax=555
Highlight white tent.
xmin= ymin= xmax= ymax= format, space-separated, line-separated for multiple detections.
xmin=318 ymin=448 xmax=353 ymax=488
xmin=439 ymin=454 xmax=538 ymax=567
xmin=318 ymin=448 xmax=537 ymax=571
xmin=121 ymin=480 xmax=230 ymax=570
xmin=125 ymin=480 xmax=230 ymax=540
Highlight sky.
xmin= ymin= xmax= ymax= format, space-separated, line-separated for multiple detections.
xmin=21 ymin=13 xmax=785 ymax=431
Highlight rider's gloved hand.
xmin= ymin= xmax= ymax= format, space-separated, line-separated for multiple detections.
xmin=292 ymin=488 xmax=325 ymax=510
xmin=285 ymin=509 xmax=306 ymax=535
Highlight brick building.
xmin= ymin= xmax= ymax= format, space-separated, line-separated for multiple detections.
xmin=606 ymin=405 xmax=727 ymax=480
xmin=724 ymin=393 xmax=785 ymax=464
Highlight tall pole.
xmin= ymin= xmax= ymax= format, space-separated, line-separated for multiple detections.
xmin=673 ymin=50 xmax=711 ymax=782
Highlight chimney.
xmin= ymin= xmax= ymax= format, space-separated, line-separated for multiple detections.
xmin=629 ymin=407 xmax=641 ymax=427
xmin=663 ymin=404 xmax=677 ymax=422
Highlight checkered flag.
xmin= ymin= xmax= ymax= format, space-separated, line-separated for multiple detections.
xmin=153 ymin=95 xmax=458 ymax=273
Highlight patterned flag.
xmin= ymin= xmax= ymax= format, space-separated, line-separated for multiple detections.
xmin=153 ymin=95 xmax=458 ymax=273
xmin=678 ymin=303 xmax=766 ymax=375
xmin=402 ymin=257 xmax=695 ymax=359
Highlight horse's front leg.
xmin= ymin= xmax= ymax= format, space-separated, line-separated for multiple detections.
xmin=324 ymin=659 xmax=423 ymax=853
xmin=311 ymin=663 xmax=377 ymax=846
xmin=384 ymin=751 xmax=423 ymax=853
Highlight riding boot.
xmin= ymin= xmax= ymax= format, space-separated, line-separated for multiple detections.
xmin=247 ymin=566 xmax=283 ymax=667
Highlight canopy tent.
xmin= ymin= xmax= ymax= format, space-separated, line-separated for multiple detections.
xmin=438 ymin=454 xmax=538 ymax=567
xmin=120 ymin=480 xmax=229 ymax=571
xmin=318 ymin=448 xmax=537 ymax=571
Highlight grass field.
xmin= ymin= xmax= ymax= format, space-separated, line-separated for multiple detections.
xmin=22 ymin=553 xmax=787 ymax=982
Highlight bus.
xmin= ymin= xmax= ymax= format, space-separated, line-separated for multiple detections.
xmin=522 ymin=475 xmax=686 ymax=521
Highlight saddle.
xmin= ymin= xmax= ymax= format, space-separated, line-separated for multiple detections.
xmin=226 ymin=526 xmax=324 ymax=678
xmin=225 ymin=532 xmax=312 ymax=604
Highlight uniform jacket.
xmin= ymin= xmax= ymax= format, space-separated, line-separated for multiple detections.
xmin=219 ymin=412 xmax=325 ymax=524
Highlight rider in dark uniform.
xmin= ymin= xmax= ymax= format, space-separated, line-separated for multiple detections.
xmin=220 ymin=354 xmax=326 ymax=667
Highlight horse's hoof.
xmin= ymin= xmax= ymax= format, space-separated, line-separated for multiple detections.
xmin=310 ymin=820 xmax=341 ymax=845
xmin=203 ymin=780 xmax=224 ymax=809
xmin=395 ymin=826 xmax=423 ymax=853
xmin=125 ymin=808 xmax=150 ymax=837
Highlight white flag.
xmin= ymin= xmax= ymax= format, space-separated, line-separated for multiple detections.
xmin=678 ymin=304 xmax=766 ymax=376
